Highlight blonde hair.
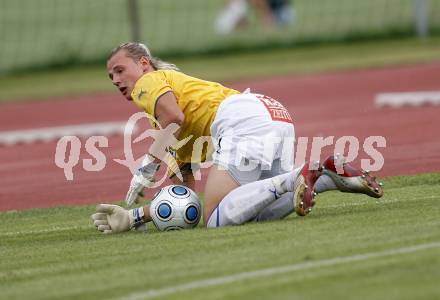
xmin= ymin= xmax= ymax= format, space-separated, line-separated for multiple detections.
xmin=108 ymin=42 xmax=179 ymax=71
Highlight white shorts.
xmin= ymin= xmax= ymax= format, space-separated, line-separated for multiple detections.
xmin=210 ymin=92 xmax=295 ymax=184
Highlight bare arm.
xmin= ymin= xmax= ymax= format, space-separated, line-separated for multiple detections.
xmin=155 ymin=91 xmax=184 ymax=132
xmin=149 ymin=91 xmax=185 ymax=164
xmin=170 ymin=168 xmax=196 ymax=190
xmin=141 ymin=91 xmax=190 ymax=222
xmin=155 ymin=91 xmax=196 ymax=190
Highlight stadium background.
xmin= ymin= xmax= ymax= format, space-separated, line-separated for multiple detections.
xmin=1 ymin=0 xmax=439 ymax=74
xmin=1 ymin=1 xmax=440 ymax=300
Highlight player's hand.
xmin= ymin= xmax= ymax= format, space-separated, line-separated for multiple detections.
xmin=125 ymin=161 xmax=160 ymax=207
xmin=91 ymin=204 xmax=145 ymax=234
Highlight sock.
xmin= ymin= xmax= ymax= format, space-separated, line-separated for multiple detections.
xmin=314 ymin=174 xmax=337 ymax=193
xmin=254 ymin=192 xmax=294 ymax=221
xmin=206 ymin=167 xmax=301 ymax=227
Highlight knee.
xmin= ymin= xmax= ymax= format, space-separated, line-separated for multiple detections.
xmin=222 ymin=208 xmax=243 ymax=226
xmin=205 ymin=205 xmax=243 ymax=228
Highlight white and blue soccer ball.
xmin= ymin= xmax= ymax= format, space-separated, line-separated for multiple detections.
xmin=149 ymin=185 xmax=201 ymax=231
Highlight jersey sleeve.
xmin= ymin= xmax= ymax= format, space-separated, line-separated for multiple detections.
xmin=132 ymin=72 xmax=173 ymax=119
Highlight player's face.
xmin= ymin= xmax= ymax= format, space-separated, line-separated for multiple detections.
xmin=107 ymin=50 xmax=147 ymax=100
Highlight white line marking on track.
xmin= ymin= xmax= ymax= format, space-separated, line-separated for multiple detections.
xmin=375 ymin=91 xmax=440 ymax=108
xmin=115 ymin=242 xmax=440 ymax=300
xmin=0 ymin=121 xmax=126 ymax=145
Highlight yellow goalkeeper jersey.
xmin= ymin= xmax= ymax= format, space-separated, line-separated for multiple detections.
xmin=131 ymin=70 xmax=239 ymax=163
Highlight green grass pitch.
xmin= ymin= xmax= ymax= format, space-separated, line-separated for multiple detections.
xmin=1 ymin=173 xmax=439 ymax=300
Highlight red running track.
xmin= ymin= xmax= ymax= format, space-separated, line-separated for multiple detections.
xmin=0 ymin=63 xmax=439 ymax=211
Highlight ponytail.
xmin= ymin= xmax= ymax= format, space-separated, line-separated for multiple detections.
xmin=149 ymin=57 xmax=179 ymax=71
xmin=108 ymin=42 xmax=179 ymax=71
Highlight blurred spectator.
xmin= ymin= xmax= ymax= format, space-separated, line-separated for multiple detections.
xmin=215 ymin=0 xmax=295 ymax=34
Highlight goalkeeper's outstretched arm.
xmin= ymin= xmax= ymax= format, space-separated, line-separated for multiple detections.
xmin=91 ymin=204 xmax=150 ymax=234
xmin=92 ymin=170 xmax=196 ymax=234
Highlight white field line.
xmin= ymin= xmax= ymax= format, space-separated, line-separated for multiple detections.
xmin=375 ymin=91 xmax=440 ymax=108
xmin=115 ymin=242 xmax=440 ymax=300
xmin=0 ymin=225 xmax=90 ymax=237
xmin=323 ymin=195 xmax=438 ymax=209
xmin=0 ymin=121 xmax=126 ymax=146
xmin=0 ymin=196 xmax=437 ymax=237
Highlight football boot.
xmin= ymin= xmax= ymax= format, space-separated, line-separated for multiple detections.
xmin=293 ymin=161 xmax=323 ymax=216
xmin=320 ymin=154 xmax=383 ymax=198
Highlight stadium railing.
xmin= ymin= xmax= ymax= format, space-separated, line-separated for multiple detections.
xmin=0 ymin=0 xmax=438 ymax=74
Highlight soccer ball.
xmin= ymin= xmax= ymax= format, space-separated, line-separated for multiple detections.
xmin=149 ymin=185 xmax=201 ymax=231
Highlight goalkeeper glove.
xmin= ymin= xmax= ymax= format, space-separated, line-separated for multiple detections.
xmin=91 ymin=204 xmax=146 ymax=234
xmin=125 ymin=158 xmax=160 ymax=207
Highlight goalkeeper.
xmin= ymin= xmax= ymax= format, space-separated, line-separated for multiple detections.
xmin=91 ymin=42 xmax=383 ymax=233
